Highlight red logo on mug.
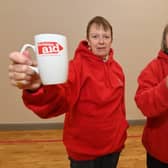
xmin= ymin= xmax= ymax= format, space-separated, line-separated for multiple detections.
xmin=38 ymin=42 xmax=63 ymax=55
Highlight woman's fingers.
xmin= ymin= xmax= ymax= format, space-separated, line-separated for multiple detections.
xmin=9 ymin=51 xmax=33 ymax=65
xmin=8 ymin=51 xmax=42 ymax=91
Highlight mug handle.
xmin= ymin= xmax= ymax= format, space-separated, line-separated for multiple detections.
xmin=20 ymin=44 xmax=39 ymax=74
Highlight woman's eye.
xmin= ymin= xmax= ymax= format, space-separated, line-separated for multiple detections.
xmin=92 ymin=35 xmax=97 ymax=38
xmin=104 ymin=36 xmax=110 ymax=39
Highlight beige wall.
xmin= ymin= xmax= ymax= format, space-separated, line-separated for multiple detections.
xmin=1 ymin=0 xmax=168 ymax=123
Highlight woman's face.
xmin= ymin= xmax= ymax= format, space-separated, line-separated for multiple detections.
xmin=165 ymin=33 xmax=168 ymax=48
xmin=87 ymin=23 xmax=112 ymax=59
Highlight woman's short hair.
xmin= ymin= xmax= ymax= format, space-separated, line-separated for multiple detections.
xmin=161 ymin=24 xmax=168 ymax=52
xmin=86 ymin=16 xmax=113 ymax=40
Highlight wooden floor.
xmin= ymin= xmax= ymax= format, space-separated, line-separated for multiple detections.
xmin=0 ymin=125 xmax=146 ymax=168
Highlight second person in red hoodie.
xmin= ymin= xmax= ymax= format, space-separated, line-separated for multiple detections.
xmin=135 ymin=24 xmax=168 ymax=168
xmin=8 ymin=16 xmax=128 ymax=168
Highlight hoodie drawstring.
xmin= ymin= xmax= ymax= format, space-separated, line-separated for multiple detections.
xmin=103 ymin=61 xmax=112 ymax=88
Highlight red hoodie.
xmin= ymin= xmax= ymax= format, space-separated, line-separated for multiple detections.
xmin=135 ymin=50 xmax=168 ymax=163
xmin=23 ymin=40 xmax=128 ymax=160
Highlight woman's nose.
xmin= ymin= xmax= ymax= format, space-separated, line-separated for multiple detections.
xmin=98 ymin=37 xmax=104 ymax=44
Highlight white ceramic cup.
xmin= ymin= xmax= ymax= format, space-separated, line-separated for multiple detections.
xmin=20 ymin=34 xmax=68 ymax=85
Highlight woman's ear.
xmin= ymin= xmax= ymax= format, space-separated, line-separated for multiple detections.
xmin=87 ymin=40 xmax=91 ymax=50
xmin=86 ymin=39 xmax=90 ymax=46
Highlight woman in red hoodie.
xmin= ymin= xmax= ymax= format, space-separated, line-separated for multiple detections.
xmin=135 ymin=24 xmax=168 ymax=168
xmin=8 ymin=16 xmax=128 ymax=168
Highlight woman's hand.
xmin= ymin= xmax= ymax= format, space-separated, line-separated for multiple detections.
xmin=8 ymin=50 xmax=42 ymax=91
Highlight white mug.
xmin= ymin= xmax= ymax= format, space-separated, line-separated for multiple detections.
xmin=20 ymin=34 xmax=68 ymax=85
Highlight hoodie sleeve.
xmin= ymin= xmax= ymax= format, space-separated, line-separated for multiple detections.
xmin=135 ymin=60 xmax=168 ymax=118
xmin=122 ymin=74 xmax=126 ymax=117
xmin=22 ymin=58 xmax=82 ymax=119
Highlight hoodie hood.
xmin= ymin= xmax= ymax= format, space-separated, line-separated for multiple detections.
xmin=74 ymin=40 xmax=114 ymax=63
xmin=158 ymin=50 xmax=168 ymax=61
xmin=75 ymin=40 xmax=121 ymax=88
xmin=74 ymin=40 xmax=115 ymax=88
